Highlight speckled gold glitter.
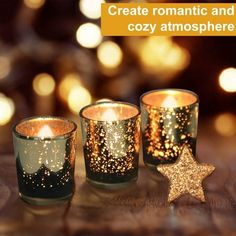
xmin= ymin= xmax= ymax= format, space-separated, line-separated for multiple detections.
xmin=143 ymin=105 xmax=198 ymax=162
xmin=13 ymin=117 xmax=77 ymax=201
xmin=80 ymin=102 xmax=141 ymax=184
xmin=157 ymin=145 xmax=215 ymax=203
xmin=141 ymin=90 xmax=199 ymax=167
xmin=83 ymin=118 xmax=140 ymax=175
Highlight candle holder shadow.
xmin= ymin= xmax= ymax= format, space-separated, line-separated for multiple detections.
xmin=141 ymin=89 xmax=199 ymax=170
xmin=80 ymin=102 xmax=141 ymax=188
xmin=12 ymin=116 xmax=77 ymax=205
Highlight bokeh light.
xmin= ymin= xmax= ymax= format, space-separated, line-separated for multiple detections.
xmin=68 ymin=86 xmax=92 ymax=114
xmin=33 ymin=73 xmax=56 ymax=96
xmin=139 ymin=36 xmax=190 ymax=80
xmin=58 ymin=73 xmax=82 ymax=102
xmin=24 ymin=0 xmax=45 ymax=9
xmin=0 ymin=56 xmax=11 ymax=80
xmin=219 ymin=68 xmax=236 ymax=93
xmin=214 ymin=113 xmax=236 ymax=136
xmin=0 ymin=93 xmax=15 ymax=126
xmin=79 ymin=0 xmax=105 ymax=19
xmin=97 ymin=41 xmax=123 ymax=69
xmin=76 ymin=23 xmax=102 ymax=48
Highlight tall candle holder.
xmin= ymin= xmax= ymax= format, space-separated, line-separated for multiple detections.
xmin=80 ymin=102 xmax=141 ymax=187
xmin=141 ymin=89 xmax=199 ymax=169
xmin=12 ymin=116 xmax=77 ymax=205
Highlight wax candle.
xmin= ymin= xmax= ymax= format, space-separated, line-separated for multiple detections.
xmin=12 ymin=116 xmax=77 ymax=205
xmin=140 ymin=89 xmax=199 ymax=169
xmin=80 ymin=102 xmax=141 ymax=187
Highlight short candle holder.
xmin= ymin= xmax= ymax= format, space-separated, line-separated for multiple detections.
xmin=140 ymin=89 xmax=199 ymax=169
xmin=12 ymin=116 xmax=77 ymax=205
xmin=80 ymin=102 xmax=141 ymax=188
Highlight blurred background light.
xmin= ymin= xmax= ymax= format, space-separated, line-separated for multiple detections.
xmin=24 ymin=0 xmax=45 ymax=9
xmin=0 ymin=56 xmax=11 ymax=80
xmin=58 ymin=73 xmax=82 ymax=103
xmin=138 ymin=36 xmax=190 ymax=80
xmin=33 ymin=73 xmax=56 ymax=96
xmin=79 ymin=0 xmax=105 ymax=19
xmin=219 ymin=68 xmax=236 ymax=93
xmin=0 ymin=93 xmax=15 ymax=126
xmin=68 ymin=85 xmax=92 ymax=114
xmin=97 ymin=41 xmax=123 ymax=69
xmin=214 ymin=113 xmax=236 ymax=137
xmin=76 ymin=23 xmax=102 ymax=48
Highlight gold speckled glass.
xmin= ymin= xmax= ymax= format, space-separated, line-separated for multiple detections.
xmin=80 ymin=102 xmax=141 ymax=187
xmin=141 ymin=89 xmax=199 ymax=169
xmin=12 ymin=117 xmax=77 ymax=205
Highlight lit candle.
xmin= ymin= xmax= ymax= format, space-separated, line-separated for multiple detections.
xmin=37 ymin=125 xmax=54 ymax=138
xmin=161 ymin=95 xmax=177 ymax=108
xmin=80 ymin=102 xmax=141 ymax=187
xmin=101 ymin=108 xmax=118 ymax=121
xmin=12 ymin=116 xmax=77 ymax=205
xmin=141 ymin=89 xmax=199 ymax=169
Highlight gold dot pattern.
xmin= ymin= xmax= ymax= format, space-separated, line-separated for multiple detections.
xmin=13 ymin=132 xmax=76 ymax=199
xmin=82 ymin=117 xmax=140 ymax=183
xmin=142 ymin=104 xmax=198 ymax=166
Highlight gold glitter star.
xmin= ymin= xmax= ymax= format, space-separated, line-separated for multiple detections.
xmin=157 ymin=144 xmax=215 ymax=203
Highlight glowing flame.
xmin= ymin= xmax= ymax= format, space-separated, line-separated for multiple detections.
xmin=161 ymin=96 xmax=177 ymax=108
xmin=102 ymin=108 xmax=118 ymax=121
xmin=38 ymin=125 xmax=54 ymax=138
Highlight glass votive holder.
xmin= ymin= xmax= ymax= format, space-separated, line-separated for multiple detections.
xmin=141 ymin=89 xmax=199 ymax=169
xmin=79 ymin=101 xmax=141 ymax=187
xmin=12 ymin=116 xmax=77 ymax=205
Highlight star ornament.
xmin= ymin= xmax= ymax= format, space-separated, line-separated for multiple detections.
xmin=157 ymin=145 xmax=215 ymax=203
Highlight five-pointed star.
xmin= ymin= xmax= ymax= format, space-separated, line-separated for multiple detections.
xmin=157 ymin=145 xmax=215 ymax=203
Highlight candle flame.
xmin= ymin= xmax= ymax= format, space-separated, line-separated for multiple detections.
xmin=102 ymin=108 xmax=118 ymax=121
xmin=161 ymin=96 xmax=177 ymax=108
xmin=38 ymin=125 xmax=54 ymax=138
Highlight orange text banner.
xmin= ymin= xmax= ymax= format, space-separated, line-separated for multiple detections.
xmin=101 ymin=3 xmax=236 ymax=36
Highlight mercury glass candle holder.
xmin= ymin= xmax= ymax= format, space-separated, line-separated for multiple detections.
xmin=80 ymin=102 xmax=141 ymax=187
xmin=12 ymin=116 xmax=77 ymax=205
xmin=141 ymin=89 xmax=199 ymax=169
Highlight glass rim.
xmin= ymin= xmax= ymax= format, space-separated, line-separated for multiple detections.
xmin=140 ymin=88 xmax=199 ymax=108
xmin=79 ymin=101 xmax=141 ymax=122
xmin=13 ymin=116 xmax=77 ymax=140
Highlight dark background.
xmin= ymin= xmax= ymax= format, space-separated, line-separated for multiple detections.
xmin=0 ymin=0 xmax=235 ymax=153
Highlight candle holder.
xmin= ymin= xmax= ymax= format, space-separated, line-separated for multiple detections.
xmin=12 ymin=116 xmax=77 ymax=205
xmin=141 ymin=89 xmax=199 ymax=169
xmin=80 ymin=102 xmax=141 ymax=187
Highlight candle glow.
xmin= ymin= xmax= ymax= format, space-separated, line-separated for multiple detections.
xmin=101 ymin=108 xmax=118 ymax=121
xmin=13 ymin=117 xmax=77 ymax=205
xmin=161 ymin=95 xmax=177 ymax=108
xmin=80 ymin=102 xmax=140 ymax=186
xmin=141 ymin=89 xmax=199 ymax=168
xmin=37 ymin=125 xmax=54 ymax=138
